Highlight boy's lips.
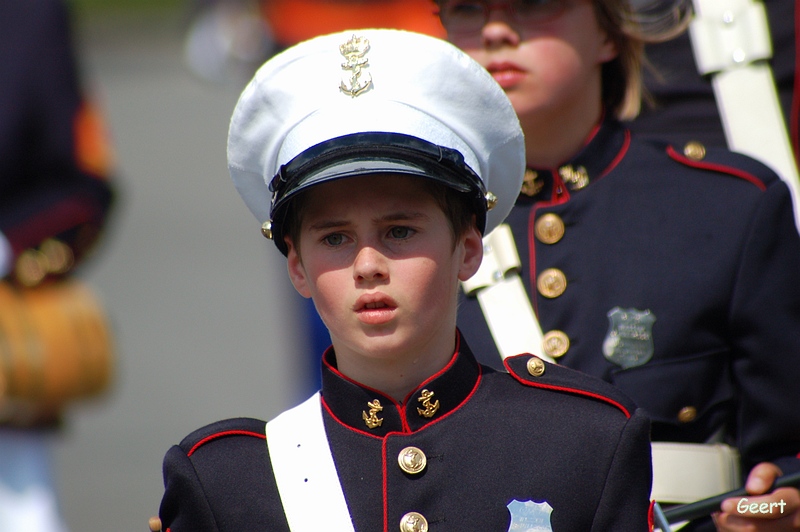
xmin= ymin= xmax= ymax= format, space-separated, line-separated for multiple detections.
xmin=354 ymin=293 xmax=398 ymax=325
xmin=486 ymin=61 xmax=526 ymax=89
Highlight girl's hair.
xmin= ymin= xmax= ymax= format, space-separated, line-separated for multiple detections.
xmin=594 ymin=0 xmax=691 ymax=120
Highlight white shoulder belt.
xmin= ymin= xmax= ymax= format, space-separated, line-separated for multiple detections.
xmin=690 ymin=0 xmax=800 ymax=231
xmin=461 ymin=224 xmax=550 ymax=362
xmin=266 ymin=392 xmax=355 ymax=531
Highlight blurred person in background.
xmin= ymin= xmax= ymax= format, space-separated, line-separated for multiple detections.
xmin=184 ymin=0 xmax=444 ymax=83
xmin=0 ymin=0 xmax=116 ymax=530
xmin=437 ymin=0 xmax=800 ymax=529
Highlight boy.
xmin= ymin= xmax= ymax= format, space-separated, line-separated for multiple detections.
xmin=157 ymin=29 xmax=653 ymax=531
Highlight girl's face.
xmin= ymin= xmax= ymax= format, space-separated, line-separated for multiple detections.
xmin=443 ymin=0 xmax=617 ymax=129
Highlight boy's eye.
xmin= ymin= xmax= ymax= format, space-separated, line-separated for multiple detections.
xmin=388 ymin=226 xmax=414 ymax=239
xmin=323 ymin=233 xmax=345 ymax=246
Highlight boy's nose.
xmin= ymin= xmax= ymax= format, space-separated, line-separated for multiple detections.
xmin=353 ymin=245 xmax=389 ymax=282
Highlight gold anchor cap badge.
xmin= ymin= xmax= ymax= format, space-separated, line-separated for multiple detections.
xmin=362 ymin=398 xmax=384 ymax=429
xmin=416 ymin=389 xmax=440 ymax=418
xmin=339 ymin=35 xmax=372 ymax=97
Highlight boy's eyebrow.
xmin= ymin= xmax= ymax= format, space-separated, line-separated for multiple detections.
xmin=306 ymin=211 xmax=431 ymax=231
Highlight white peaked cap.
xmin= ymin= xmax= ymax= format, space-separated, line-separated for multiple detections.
xmin=227 ymin=28 xmax=524 ymax=253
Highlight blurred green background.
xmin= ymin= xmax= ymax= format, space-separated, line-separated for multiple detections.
xmin=67 ymin=0 xmax=190 ymax=19
xmin=69 ymin=0 xmax=184 ymax=13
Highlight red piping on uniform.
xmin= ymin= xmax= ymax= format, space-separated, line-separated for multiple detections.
xmin=503 ymin=356 xmax=632 ymax=418
xmin=186 ymin=430 xmax=266 ymax=457
xmin=666 ymin=145 xmax=767 ymax=191
xmin=401 ymin=334 xmax=462 ymax=404
xmin=648 ymin=500 xmax=656 ymax=532
xmin=600 ymin=129 xmax=631 ymax=178
xmin=382 ymin=437 xmax=390 ymax=532
xmin=5 ymin=198 xmax=98 ymax=253
xmin=321 ymin=398 xmax=382 ymax=439
xmin=323 ymin=348 xmax=400 ymax=404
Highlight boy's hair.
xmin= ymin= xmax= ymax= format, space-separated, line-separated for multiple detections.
xmin=285 ymin=177 xmax=476 ymax=254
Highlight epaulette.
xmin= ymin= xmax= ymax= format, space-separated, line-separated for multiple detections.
xmin=667 ymin=141 xmax=780 ymax=191
xmin=504 ymin=354 xmax=637 ymax=418
xmin=178 ymin=417 xmax=267 ymax=457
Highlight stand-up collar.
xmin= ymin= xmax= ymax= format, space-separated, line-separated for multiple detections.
xmin=519 ymin=118 xmax=630 ymax=202
xmin=319 ymin=332 xmax=482 ymax=437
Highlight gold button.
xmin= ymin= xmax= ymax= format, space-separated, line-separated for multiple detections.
xmin=15 ymin=249 xmax=48 ymax=287
xmin=399 ymin=512 xmax=428 ymax=532
xmin=677 ymin=406 xmax=697 ymax=423
xmin=535 ymin=214 xmax=565 ymax=244
xmin=536 ymin=268 xmax=567 ymax=298
xmin=148 ymin=516 xmax=162 ymax=532
xmin=261 ymin=221 xmax=273 ymax=239
xmin=485 ymin=191 xmax=498 ymax=210
xmin=40 ymin=238 xmax=74 ymax=274
xmin=683 ymin=141 xmax=706 ymax=161
xmin=542 ymin=330 xmax=570 ymax=359
xmin=527 ymin=356 xmax=546 ymax=377
xmin=398 ymin=447 xmax=427 ymax=475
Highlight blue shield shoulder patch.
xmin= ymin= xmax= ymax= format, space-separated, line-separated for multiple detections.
xmin=507 ymin=499 xmax=553 ymax=532
xmin=602 ymin=307 xmax=655 ymax=368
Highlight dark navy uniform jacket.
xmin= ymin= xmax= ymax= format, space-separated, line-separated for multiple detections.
xmin=0 ymin=0 xmax=114 ymax=285
xmin=160 ymin=336 xmax=653 ymax=531
xmin=458 ymin=118 xmax=800 ymax=481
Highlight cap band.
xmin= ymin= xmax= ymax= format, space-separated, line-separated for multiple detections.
xmin=268 ymin=132 xmax=488 ymax=255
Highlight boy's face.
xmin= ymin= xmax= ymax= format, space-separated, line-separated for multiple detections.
xmin=285 ymin=174 xmax=482 ymax=366
xmin=444 ymin=0 xmax=616 ymax=129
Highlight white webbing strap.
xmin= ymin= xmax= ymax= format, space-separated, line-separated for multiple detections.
xmin=651 ymin=442 xmax=741 ymax=504
xmin=690 ymin=0 xmax=800 ymax=232
xmin=266 ymin=392 xmax=355 ymax=532
xmin=461 ymin=224 xmax=550 ymax=362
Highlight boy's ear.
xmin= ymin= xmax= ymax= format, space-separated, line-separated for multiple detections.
xmin=285 ymin=237 xmax=312 ymax=299
xmin=458 ymin=225 xmax=483 ymax=282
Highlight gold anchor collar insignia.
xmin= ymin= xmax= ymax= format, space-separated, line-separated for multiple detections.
xmin=521 ymin=169 xmax=543 ymax=197
xmin=339 ymin=35 xmax=372 ymax=97
xmin=558 ymin=165 xmax=589 ymax=191
xmin=416 ymin=389 xmax=440 ymax=418
xmin=362 ymin=398 xmax=384 ymax=429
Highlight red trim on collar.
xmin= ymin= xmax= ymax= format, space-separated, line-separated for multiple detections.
xmin=648 ymin=500 xmax=656 ymax=531
xmin=322 ymin=349 xmax=399 ymax=406
xmin=186 ymin=430 xmax=266 ymax=457
xmin=666 ymin=145 xmax=768 ymax=191
xmin=503 ymin=355 xmax=632 ymax=419
xmin=320 ymin=357 xmax=484 ymax=439
xmin=402 ymin=333 xmax=462 ymax=404
xmin=600 ymin=128 xmax=631 ymax=178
